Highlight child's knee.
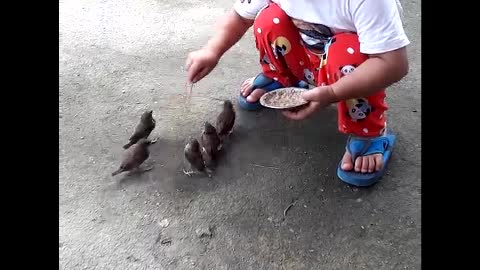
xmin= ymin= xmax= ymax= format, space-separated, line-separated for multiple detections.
xmin=324 ymin=33 xmax=368 ymax=83
xmin=253 ymin=3 xmax=293 ymax=34
xmin=337 ymin=92 xmax=388 ymax=137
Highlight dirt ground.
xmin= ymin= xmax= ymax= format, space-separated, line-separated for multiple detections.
xmin=59 ymin=0 xmax=421 ymax=269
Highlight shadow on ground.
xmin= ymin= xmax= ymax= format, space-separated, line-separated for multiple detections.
xmin=60 ymin=0 xmax=420 ymax=268
xmin=111 ymin=105 xmax=348 ymax=195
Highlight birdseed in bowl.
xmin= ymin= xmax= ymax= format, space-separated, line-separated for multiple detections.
xmin=260 ymin=87 xmax=309 ymax=109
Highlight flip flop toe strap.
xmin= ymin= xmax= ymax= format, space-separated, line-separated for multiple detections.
xmin=346 ymin=136 xmax=391 ymax=163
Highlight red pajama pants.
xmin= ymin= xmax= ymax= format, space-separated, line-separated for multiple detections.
xmin=252 ymin=3 xmax=387 ymax=137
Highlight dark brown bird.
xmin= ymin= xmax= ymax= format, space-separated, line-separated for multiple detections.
xmin=216 ymin=100 xmax=236 ymax=140
xmin=112 ymin=138 xmax=152 ymax=176
xmin=200 ymin=121 xmax=221 ymax=169
xmin=123 ymin=110 xmax=156 ymax=149
xmin=183 ymin=138 xmax=207 ymax=177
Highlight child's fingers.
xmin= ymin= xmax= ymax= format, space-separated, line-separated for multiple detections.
xmin=185 ymin=58 xmax=193 ymax=72
xmin=187 ymin=62 xmax=201 ymax=83
xmin=302 ymin=87 xmax=322 ymax=101
xmin=192 ymin=67 xmax=211 ymax=83
xmin=282 ymin=102 xmax=318 ymax=120
xmin=185 ymin=52 xmax=196 ymax=71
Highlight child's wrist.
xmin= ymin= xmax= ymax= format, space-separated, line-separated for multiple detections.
xmin=326 ymin=84 xmax=341 ymax=104
xmin=204 ymin=42 xmax=224 ymax=60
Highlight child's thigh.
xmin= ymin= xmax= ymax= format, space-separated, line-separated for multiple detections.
xmin=323 ymin=32 xmax=368 ymax=84
xmin=321 ymin=33 xmax=387 ymax=137
xmin=253 ymin=3 xmax=315 ymax=85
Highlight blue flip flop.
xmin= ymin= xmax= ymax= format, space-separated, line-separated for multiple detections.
xmin=238 ymin=73 xmax=309 ymax=111
xmin=337 ymin=130 xmax=396 ymax=187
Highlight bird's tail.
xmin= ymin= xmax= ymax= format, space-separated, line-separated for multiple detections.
xmin=111 ymin=168 xmax=125 ymax=176
xmin=123 ymin=141 xmax=133 ymax=149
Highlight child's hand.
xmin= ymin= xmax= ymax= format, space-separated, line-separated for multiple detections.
xmin=282 ymin=85 xmax=338 ymax=120
xmin=185 ymin=47 xmax=221 ymax=84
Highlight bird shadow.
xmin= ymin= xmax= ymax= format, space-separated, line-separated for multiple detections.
xmin=113 ymin=105 xmax=373 ymax=197
xmin=114 ymin=137 xmax=218 ymax=193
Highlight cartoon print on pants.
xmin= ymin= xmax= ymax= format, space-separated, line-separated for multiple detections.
xmin=271 ymin=36 xmax=291 ymax=59
xmin=346 ymin=98 xmax=374 ymax=122
xmin=334 ymin=64 xmax=357 ymax=81
xmin=261 ymin=54 xmax=276 ymax=71
xmin=303 ymin=69 xmax=315 ymax=84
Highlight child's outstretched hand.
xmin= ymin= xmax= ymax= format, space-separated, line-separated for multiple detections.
xmin=185 ymin=47 xmax=220 ymax=84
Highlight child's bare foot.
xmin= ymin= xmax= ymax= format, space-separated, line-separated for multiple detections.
xmin=240 ymin=77 xmax=267 ymax=103
xmin=337 ymin=133 xmax=396 ymax=186
xmin=341 ymin=151 xmax=383 ymax=173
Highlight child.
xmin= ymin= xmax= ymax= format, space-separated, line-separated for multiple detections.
xmin=185 ymin=0 xmax=410 ymax=187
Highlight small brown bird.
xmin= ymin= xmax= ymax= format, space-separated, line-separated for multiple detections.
xmin=200 ymin=121 xmax=221 ymax=169
xmin=123 ymin=110 xmax=156 ymax=149
xmin=183 ymin=138 xmax=208 ymax=177
xmin=112 ymin=138 xmax=152 ymax=176
xmin=216 ymin=100 xmax=236 ymax=141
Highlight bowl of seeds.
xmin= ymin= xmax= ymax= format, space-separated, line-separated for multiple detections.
xmin=259 ymin=87 xmax=309 ymax=109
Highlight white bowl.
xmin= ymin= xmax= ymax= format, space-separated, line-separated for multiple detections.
xmin=259 ymin=87 xmax=309 ymax=109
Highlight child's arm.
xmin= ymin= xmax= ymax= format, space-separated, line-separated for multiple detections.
xmin=206 ymin=10 xmax=254 ymax=58
xmin=329 ymin=0 xmax=410 ymax=101
xmin=186 ymin=10 xmax=253 ymax=83
xmin=330 ymin=47 xmax=409 ymax=101
xmin=284 ymin=47 xmax=409 ymax=120
xmin=283 ymin=48 xmax=409 ymax=121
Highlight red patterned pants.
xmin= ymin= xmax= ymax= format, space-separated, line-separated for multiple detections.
xmin=252 ymin=3 xmax=387 ymax=137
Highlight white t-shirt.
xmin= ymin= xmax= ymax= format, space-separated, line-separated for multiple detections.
xmin=233 ymin=0 xmax=409 ymax=55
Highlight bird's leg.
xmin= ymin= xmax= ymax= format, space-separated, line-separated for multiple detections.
xmin=205 ymin=168 xmax=213 ymax=178
xmin=126 ymin=167 xmax=140 ymax=176
xmin=183 ymin=169 xmax=195 ymax=177
xmin=182 ymin=163 xmax=197 ymax=177
xmin=128 ymin=163 xmax=154 ymax=175
xmin=141 ymin=164 xmax=154 ymax=172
